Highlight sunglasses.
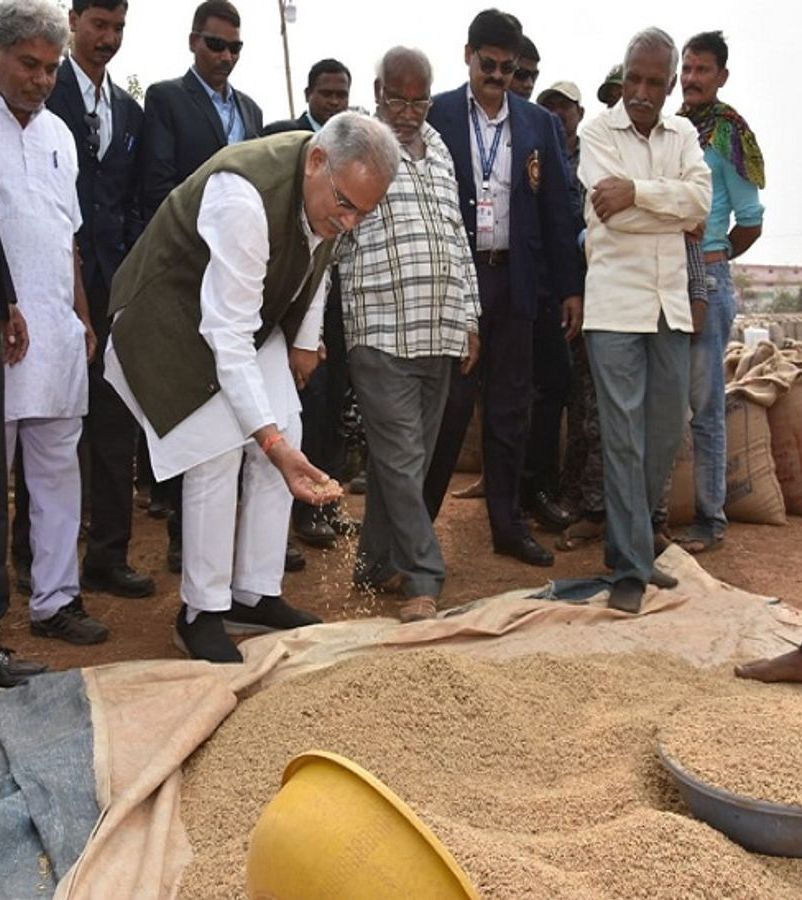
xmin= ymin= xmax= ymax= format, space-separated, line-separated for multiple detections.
xmin=83 ymin=110 xmax=100 ymax=156
xmin=476 ymin=51 xmax=518 ymax=76
xmin=380 ymin=90 xmax=432 ymax=115
xmin=513 ymin=67 xmax=538 ymax=83
xmin=194 ymin=32 xmax=243 ymax=55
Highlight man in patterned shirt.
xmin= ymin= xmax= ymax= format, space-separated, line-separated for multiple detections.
xmin=338 ymin=47 xmax=480 ymax=623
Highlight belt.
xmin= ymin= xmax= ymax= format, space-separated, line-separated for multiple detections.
xmin=703 ymin=250 xmax=729 ymax=264
xmin=475 ymin=249 xmax=510 ymax=267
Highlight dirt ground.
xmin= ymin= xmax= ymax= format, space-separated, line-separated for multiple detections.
xmin=3 ymin=473 xmax=801 ymax=672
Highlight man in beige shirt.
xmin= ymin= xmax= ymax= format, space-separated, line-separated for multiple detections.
xmin=578 ymin=27 xmax=711 ymax=613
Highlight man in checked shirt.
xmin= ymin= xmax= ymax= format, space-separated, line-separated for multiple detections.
xmin=338 ymin=47 xmax=481 ymax=623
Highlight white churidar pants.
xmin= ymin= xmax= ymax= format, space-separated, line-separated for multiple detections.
xmin=5 ymin=417 xmax=82 ymax=620
xmin=180 ymin=412 xmax=301 ymax=616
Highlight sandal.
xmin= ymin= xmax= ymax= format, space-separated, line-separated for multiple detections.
xmin=555 ymin=517 xmax=605 ymax=552
xmin=675 ymin=531 xmax=724 ymax=555
xmin=398 ymin=596 xmax=437 ymax=623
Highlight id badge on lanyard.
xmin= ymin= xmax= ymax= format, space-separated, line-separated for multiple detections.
xmin=471 ymin=102 xmax=503 ymax=241
xmin=477 ymin=188 xmax=494 ymax=236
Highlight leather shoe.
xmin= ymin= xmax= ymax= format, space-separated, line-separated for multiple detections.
xmin=31 ymin=596 xmax=109 ymax=645
xmin=527 ymin=490 xmax=573 ymax=533
xmin=1 ymin=664 xmax=25 ymax=688
xmin=174 ymin=607 xmax=242 ymax=663
xmin=649 ymin=567 xmax=678 ymax=589
xmin=285 ymin=541 xmax=306 ymax=572
xmin=82 ymin=564 xmax=155 ymax=598
xmin=494 ymin=535 xmax=554 ymax=567
xmin=608 ymin=578 xmax=645 ymax=613
xmin=0 ymin=646 xmax=48 ymax=678
xmin=223 ymin=596 xmax=322 ymax=634
xmin=323 ymin=503 xmax=361 ymax=536
xmin=294 ymin=509 xmax=337 ymax=548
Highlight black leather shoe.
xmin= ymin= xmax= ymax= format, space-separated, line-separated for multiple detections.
xmin=285 ymin=541 xmax=306 ymax=572
xmin=175 ymin=607 xmax=242 ymax=663
xmin=294 ymin=509 xmax=337 ymax=548
xmin=0 ymin=646 xmax=48 ymax=678
xmin=14 ymin=559 xmax=32 ymax=595
xmin=82 ymin=564 xmax=155 ymax=598
xmin=323 ymin=503 xmax=361 ymax=536
xmin=527 ymin=490 xmax=573 ymax=533
xmin=0 ymin=663 xmax=25 ymax=688
xmin=494 ymin=536 xmax=555 ymax=567
xmin=608 ymin=578 xmax=645 ymax=613
xmin=31 ymin=597 xmax=109 ymax=645
xmin=649 ymin=567 xmax=678 ymax=590
xmin=223 ymin=596 xmax=323 ymax=634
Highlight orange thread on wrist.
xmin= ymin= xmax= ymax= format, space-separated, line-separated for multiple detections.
xmin=261 ymin=433 xmax=285 ymax=455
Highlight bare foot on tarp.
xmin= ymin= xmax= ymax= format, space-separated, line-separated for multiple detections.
xmin=734 ymin=648 xmax=802 ymax=683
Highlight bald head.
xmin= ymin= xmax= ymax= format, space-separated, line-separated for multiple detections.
xmin=377 ymin=45 xmax=432 ymax=88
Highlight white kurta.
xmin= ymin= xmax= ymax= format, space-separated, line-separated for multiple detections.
xmin=105 ymin=171 xmax=327 ymax=481
xmin=0 ymin=97 xmax=87 ymax=420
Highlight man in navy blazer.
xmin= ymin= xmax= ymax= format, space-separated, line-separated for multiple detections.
xmin=13 ymin=0 xmax=153 ymax=599
xmin=263 ymin=58 xmax=350 ymax=136
xmin=140 ymin=0 xmax=263 ymax=220
xmin=424 ymin=9 xmax=582 ymax=567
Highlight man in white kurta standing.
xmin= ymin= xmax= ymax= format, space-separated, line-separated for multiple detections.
xmin=106 ymin=112 xmax=400 ymax=662
xmin=0 ymin=0 xmax=105 ymax=644
xmin=578 ymin=27 xmax=711 ymax=614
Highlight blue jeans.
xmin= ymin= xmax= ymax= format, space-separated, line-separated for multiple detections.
xmin=689 ymin=260 xmax=737 ymax=539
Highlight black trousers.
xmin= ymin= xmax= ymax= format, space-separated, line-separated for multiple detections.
xmin=424 ymin=262 xmax=534 ymax=545
xmin=521 ymin=296 xmax=571 ymax=503
xmin=12 ymin=276 xmax=137 ymax=570
xmin=293 ymin=276 xmax=349 ymax=522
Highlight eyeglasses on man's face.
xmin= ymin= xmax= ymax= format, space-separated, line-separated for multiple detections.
xmin=513 ymin=67 xmax=538 ymax=83
xmin=380 ymin=90 xmax=432 ymax=115
xmin=194 ymin=32 xmax=243 ymax=55
xmin=475 ymin=51 xmax=518 ymax=76
xmin=325 ymin=160 xmax=362 ymax=216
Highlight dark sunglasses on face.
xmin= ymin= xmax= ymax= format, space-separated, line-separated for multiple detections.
xmin=83 ymin=110 xmax=100 ymax=156
xmin=476 ymin=51 xmax=518 ymax=76
xmin=513 ymin=68 xmax=537 ymax=83
xmin=195 ymin=32 xmax=243 ymax=55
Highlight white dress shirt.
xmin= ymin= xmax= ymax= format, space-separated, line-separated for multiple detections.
xmin=578 ymin=102 xmax=712 ymax=333
xmin=106 ymin=171 xmax=326 ymax=480
xmin=0 ymin=97 xmax=87 ymax=420
xmin=68 ymin=55 xmax=113 ymax=159
xmin=466 ymin=85 xmax=512 ymax=252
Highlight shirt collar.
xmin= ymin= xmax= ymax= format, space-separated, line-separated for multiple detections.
xmin=191 ymin=66 xmax=233 ymax=103
xmin=68 ymin=55 xmax=111 ymax=108
xmin=466 ymin=83 xmax=509 ymax=125
xmin=305 ymin=109 xmax=324 ymax=132
xmin=609 ymin=97 xmax=679 ymax=134
xmin=0 ymin=92 xmax=45 ymax=127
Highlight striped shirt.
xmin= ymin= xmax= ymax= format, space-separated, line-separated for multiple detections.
xmin=338 ymin=122 xmax=480 ymax=359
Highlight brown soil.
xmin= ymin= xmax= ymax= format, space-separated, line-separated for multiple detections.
xmin=2 ymin=473 xmax=801 ymax=671
xmin=178 ymin=649 xmax=802 ymax=899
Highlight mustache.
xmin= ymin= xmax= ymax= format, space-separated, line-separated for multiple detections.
xmin=627 ymin=99 xmax=655 ymax=110
xmin=94 ymin=45 xmax=116 ymax=54
xmin=683 ymin=84 xmax=703 ymax=92
xmin=484 ymin=77 xmax=505 ymax=88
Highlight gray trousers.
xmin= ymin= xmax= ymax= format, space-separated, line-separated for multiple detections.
xmin=349 ymin=347 xmax=451 ymax=598
xmin=585 ymin=316 xmax=690 ymax=585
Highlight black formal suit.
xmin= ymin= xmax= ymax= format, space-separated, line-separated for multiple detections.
xmin=141 ymin=69 xmax=263 ymax=219
xmin=262 ymin=111 xmax=315 ymax=135
xmin=423 ymin=85 xmax=581 ymax=545
xmin=34 ymin=59 xmax=145 ymax=572
xmin=0 ymin=238 xmax=16 ymax=616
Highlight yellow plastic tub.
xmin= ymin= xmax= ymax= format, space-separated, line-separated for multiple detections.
xmin=246 ymin=750 xmax=480 ymax=900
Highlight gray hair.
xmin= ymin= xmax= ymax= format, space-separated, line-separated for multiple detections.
xmin=0 ymin=0 xmax=69 ymax=51
xmin=624 ymin=27 xmax=679 ymax=77
xmin=376 ymin=46 xmax=433 ymax=89
xmin=312 ymin=110 xmax=401 ymax=185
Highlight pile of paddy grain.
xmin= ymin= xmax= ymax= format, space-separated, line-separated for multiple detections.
xmin=178 ymin=649 xmax=802 ymax=899
xmin=661 ymin=694 xmax=802 ymax=807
